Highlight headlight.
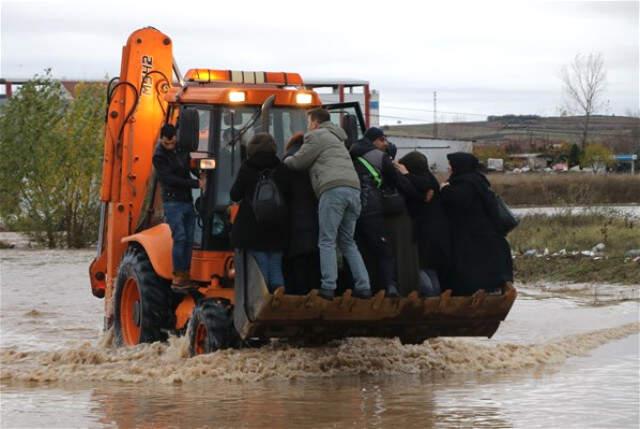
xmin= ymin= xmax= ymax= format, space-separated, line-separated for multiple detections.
xmin=228 ymin=91 xmax=246 ymax=103
xmin=296 ymin=92 xmax=313 ymax=105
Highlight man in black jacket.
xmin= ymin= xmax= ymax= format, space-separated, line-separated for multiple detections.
xmin=350 ymin=127 xmax=400 ymax=298
xmin=283 ymin=133 xmax=320 ymax=295
xmin=152 ymin=124 xmax=203 ymax=290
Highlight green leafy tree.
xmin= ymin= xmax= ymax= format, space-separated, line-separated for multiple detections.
xmin=473 ymin=144 xmax=507 ymax=163
xmin=0 ymin=71 xmax=68 ymax=246
xmin=57 ymin=82 xmax=106 ymax=247
xmin=0 ymin=71 xmax=105 ymax=247
xmin=581 ymin=143 xmax=614 ymax=173
xmin=568 ymin=143 xmax=581 ymax=168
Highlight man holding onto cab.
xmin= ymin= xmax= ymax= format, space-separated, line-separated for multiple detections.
xmin=284 ymin=108 xmax=372 ymax=300
xmin=152 ymin=124 xmax=204 ymax=291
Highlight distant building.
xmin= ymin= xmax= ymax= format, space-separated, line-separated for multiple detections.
xmin=1 ymin=78 xmax=103 ymax=104
xmin=507 ymin=153 xmax=551 ymax=170
xmin=303 ymin=79 xmax=378 ymax=128
xmin=386 ymin=135 xmax=473 ymax=172
xmin=614 ymin=154 xmax=638 ymax=174
xmin=487 ymin=158 xmax=504 ymax=172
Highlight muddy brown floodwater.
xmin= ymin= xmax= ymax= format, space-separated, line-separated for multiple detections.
xmin=1 ymin=248 xmax=639 ymax=429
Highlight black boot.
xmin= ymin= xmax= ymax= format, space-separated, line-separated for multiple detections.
xmin=386 ymin=284 xmax=400 ymax=298
xmin=353 ymin=288 xmax=372 ymax=299
xmin=318 ymin=288 xmax=335 ymax=301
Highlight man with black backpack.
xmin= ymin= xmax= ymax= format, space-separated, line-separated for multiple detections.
xmin=230 ymin=133 xmax=290 ymax=292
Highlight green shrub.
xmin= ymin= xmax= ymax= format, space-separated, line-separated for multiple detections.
xmin=0 ymin=71 xmax=105 ymax=248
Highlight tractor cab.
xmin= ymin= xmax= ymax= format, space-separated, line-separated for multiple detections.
xmin=168 ymin=99 xmax=311 ymax=251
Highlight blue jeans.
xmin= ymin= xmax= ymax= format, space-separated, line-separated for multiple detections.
xmin=250 ymin=251 xmax=284 ymax=292
xmin=164 ymin=201 xmax=195 ymax=273
xmin=318 ymin=187 xmax=371 ymax=292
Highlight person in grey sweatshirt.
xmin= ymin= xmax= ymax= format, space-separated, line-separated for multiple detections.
xmin=284 ymin=108 xmax=372 ymax=300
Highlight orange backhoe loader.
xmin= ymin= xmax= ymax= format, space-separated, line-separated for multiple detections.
xmin=89 ymin=27 xmax=516 ymax=355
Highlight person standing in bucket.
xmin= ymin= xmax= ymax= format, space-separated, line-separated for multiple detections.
xmin=152 ymin=124 xmax=204 ymax=291
xmin=283 ymin=133 xmax=321 ymax=295
xmin=396 ymin=151 xmax=452 ymax=297
xmin=440 ymin=152 xmax=513 ymax=295
xmin=349 ymin=127 xmax=400 ymax=298
xmin=230 ymin=133 xmax=291 ymax=293
xmin=284 ymin=108 xmax=372 ymax=300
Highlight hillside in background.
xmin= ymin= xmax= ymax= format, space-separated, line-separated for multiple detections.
xmin=384 ymin=115 xmax=640 ymax=153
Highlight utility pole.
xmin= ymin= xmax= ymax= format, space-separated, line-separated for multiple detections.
xmin=433 ymin=91 xmax=438 ymax=138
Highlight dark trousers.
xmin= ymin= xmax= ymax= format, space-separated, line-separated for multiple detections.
xmin=356 ymin=215 xmax=397 ymax=292
xmin=284 ymin=252 xmax=321 ymax=295
xmin=385 ymin=212 xmax=419 ymax=296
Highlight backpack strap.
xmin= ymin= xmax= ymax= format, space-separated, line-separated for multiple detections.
xmin=357 ymin=157 xmax=382 ymax=188
xmin=258 ymin=168 xmax=274 ymax=178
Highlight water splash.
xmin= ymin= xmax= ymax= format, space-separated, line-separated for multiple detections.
xmin=1 ymin=323 xmax=637 ymax=385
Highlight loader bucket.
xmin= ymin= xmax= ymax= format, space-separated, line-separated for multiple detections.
xmin=233 ymin=250 xmax=517 ymax=344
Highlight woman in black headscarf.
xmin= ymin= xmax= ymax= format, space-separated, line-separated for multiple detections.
xmin=397 ymin=152 xmax=452 ymax=296
xmin=440 ymin=152 xmax=513 ymax=295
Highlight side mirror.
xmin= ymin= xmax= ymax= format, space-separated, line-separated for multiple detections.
xmin=260 ymin=95 xmax=276 ymax=132
xmin=341 ymin=114 xmax=359 ymax=149
xmin=177 ymin=108 xmax=200 ymax=153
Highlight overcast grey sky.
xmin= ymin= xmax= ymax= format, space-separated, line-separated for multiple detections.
xmin=1 ymin=0 xmax=638 ymax=124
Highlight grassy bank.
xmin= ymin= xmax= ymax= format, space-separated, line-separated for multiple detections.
xmin=509 ymin=213 xmax=640 ymax=285
xmin=491 ymin=173 xmax=640 ymax=206
xmin=514 ymin=257 xmax=639 ymax=285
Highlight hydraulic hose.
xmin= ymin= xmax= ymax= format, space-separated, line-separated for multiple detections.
xmin=140 ymin=70 xmax=171 ymax=116
xmin=108 ymin=81 xmax=140 ymax=142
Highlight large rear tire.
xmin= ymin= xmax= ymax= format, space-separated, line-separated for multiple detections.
xmin=187 ymin=299 xmax=235 ymax=356
xmin=113 ymin=247 xmax=172 ymax=346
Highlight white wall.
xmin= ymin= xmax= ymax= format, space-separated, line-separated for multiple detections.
xmin=390 ymin=137 xmax=473 ymax=172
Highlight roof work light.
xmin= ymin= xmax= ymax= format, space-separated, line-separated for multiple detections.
xmin=295 ymin=92 xmax=313 ymax=105
xmin=228 ymin=91 xmax=246 ymax=103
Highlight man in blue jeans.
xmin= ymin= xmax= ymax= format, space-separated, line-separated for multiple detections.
xmin=152 ymin=124 xmax=204 ymax=291
xmin=284 ymin=108 xmax=371 ymax=300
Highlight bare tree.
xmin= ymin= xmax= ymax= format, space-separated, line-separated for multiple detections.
xmin=561 ymin=53 xmax=607 ymax=149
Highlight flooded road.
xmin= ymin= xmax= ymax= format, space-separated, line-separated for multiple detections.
xmin=1 ymin=248 xmax=639 ymax=428
xmin=511 ymin=204 xmax=640 ymax=219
